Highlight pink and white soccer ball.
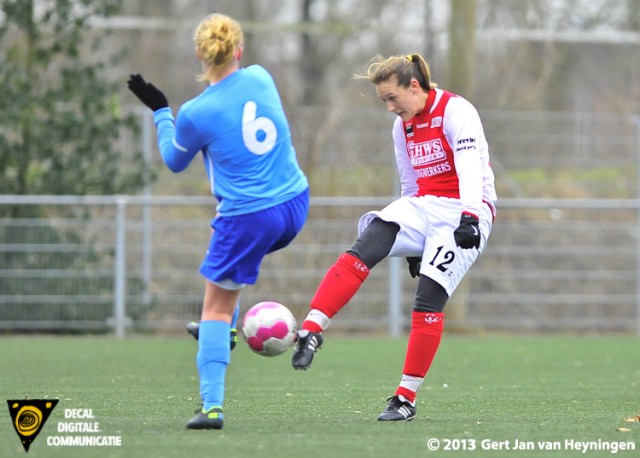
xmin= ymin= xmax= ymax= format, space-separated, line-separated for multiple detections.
xmin=241 ymin=301 xmax=297 ymax=356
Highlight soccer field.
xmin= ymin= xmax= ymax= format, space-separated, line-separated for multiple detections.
xmin=1 ymin=334 xmax=638 ymax=458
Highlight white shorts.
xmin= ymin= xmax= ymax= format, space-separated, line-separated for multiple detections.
xmin=357 ymin=195 xmax=493 ymax=296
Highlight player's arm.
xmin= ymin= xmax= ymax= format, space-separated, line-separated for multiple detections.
xmin=392 ymin=117 xmax=418 ymax=197
xmin=392 ymin=117 xmax=423 ymax=277
xmin=445 ymin=97 xmax=485 ymax=219
xmin=445 ymin=98 xmax=485 ymax=249
xmin=127 ymin=74 xmax=201 ymax=173
xmin=154 ymin=109 xmax=201 ymax=173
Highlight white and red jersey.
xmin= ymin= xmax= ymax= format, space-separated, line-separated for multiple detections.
xmin=392 ymin=88 xmax=497 ymax=219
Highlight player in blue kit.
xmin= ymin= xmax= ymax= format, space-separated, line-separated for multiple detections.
xmin=127 ymin=13 xmax=309 ymax=430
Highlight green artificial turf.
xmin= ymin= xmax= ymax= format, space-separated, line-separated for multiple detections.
xmin=0 ymin=334 xmax=638 ymax=457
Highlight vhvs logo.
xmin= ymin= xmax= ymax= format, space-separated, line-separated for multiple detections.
xmin=407 ymin=138 xmax=445 ymax=161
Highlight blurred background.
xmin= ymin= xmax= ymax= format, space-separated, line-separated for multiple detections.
xmin=1 ymin=0 xmax=639 ymax=336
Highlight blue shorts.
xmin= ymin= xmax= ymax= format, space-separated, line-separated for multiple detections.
xmin=199 ymin=188 xmax=309 ymax=285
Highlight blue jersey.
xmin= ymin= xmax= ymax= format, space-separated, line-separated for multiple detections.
xmin=153 ymin=65 xmax=308 ymax=216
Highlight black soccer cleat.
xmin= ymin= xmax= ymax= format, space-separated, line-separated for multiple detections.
xmin=229 ymin=328 xmax=237 ymax=350
xmin=291 ymin=330 xmax=323 ymax=370
xmin=186 ymin=406 xmax=224 ymax=430
xmin=186 ymin=322 xmax=237 ymax=350
xmin=186 ymin=322 xmax=199 ymax=340
xmin=377 ymin=395 xmax=416 ymax=422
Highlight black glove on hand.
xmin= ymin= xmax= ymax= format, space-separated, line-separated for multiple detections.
xmin=453 ymin=213 xmax=481 ymax=249
xmin=127 ymin=74 xmax=169 ymax=111
xmin=406 ymin=257 xmax=422 ymax=278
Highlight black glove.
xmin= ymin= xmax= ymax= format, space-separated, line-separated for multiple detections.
xmin=127 ymin=74 xmax=169 ymax=111
xmin=406 ymin=257 xmax=421 ymax=278
xmin=453 ymin=213 xmax=481 ymax=249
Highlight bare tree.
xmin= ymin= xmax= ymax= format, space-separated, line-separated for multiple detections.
xmin=448 ymin=0 xmax=476 ymax=98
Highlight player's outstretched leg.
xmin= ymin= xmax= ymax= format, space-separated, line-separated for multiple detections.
xmin=377 ymin=395 xmax=416 ymax=422
xmin=291 ymin=330 xmax=323 ymax=370
xmin=292 ymin=253 xmax=370 ymax=370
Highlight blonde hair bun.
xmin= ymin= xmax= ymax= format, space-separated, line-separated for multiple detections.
xmin=194 ymin=14 xmax=244 ymax=81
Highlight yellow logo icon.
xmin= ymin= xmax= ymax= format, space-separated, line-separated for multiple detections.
xmin=7 ymin=399 xmax=58 ymax=452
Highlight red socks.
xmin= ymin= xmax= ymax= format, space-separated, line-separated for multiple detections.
xmin=302 ymin=254 xmax=443 ymax=405
xmin=302 ymin=253 xmax=369 ymax=333
xmin=395 ymin=311 xmax=445 ymax=403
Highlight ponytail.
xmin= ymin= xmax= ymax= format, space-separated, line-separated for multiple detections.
xmin=356 ymin=53 xmax=437 ymax=91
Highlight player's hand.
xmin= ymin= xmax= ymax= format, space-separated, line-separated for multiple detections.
xmin=454 ymin=213 xmax=481 ymax=249
xmin=406 ymin=257 xmax=421 ymax=278
xmin=127 ymin=74 xmax=169 ymax=111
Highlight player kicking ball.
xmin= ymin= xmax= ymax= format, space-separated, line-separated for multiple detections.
xmin=292 ymin=53 xmax=497 ymax=422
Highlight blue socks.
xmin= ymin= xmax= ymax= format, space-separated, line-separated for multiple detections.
xmin=231 ymin=303 xmax=240 ymax=329
xmin=196 ymin=320 xmax=231 ymax=411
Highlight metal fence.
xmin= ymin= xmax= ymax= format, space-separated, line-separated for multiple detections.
xmin=1 ymin=195 xmax=639 ymax=336
xmin=2 ymin=107 xmax=639 ymax=336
